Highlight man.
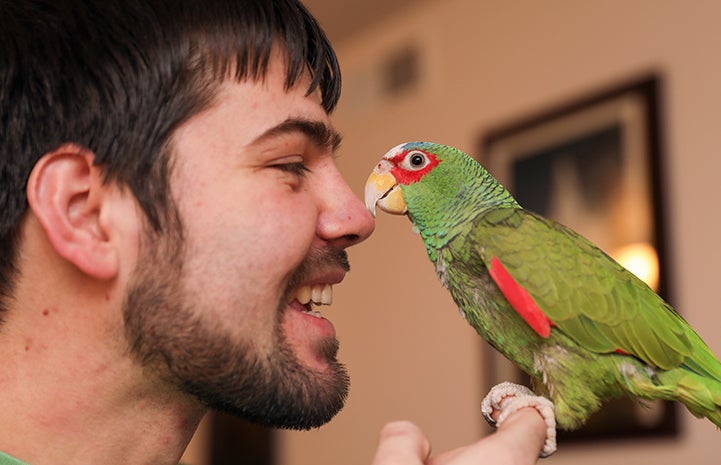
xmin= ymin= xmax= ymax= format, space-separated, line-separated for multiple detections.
xmin=0 ymin=0 xmax=551 ymax=463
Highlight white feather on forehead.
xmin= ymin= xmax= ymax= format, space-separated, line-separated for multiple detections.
xmin=382 ymin=142 xmax=410 ymax=159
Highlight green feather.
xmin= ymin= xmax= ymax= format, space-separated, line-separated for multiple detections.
xmin=383 ymin=141 xmax=721 ymax=430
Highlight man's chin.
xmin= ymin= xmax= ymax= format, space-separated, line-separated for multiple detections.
xmin=174 ymin=317 xmax=350 ymax=430
xmin=280 ymin=302 xmax=342 ymax=373
xmin=195 ymin=348 xmax=350 ymax=431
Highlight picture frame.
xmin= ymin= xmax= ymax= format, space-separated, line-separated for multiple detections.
xmin=478 ymin=75 xmax=678 ymax=442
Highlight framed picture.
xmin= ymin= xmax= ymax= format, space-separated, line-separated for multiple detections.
xmin=479 ymin=75 xmax=678 ymax=442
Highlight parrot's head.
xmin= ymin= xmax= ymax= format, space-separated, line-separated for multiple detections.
xmin=364 ymin=141 xmax=439 ymax=217
xmin=365 ymin=141 xmax=518 ymax=240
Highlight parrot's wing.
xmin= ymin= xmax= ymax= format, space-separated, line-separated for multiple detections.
xmin=471 ymin=208 xmax=721 ymax=379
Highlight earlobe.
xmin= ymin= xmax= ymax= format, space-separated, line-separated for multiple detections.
xmin=26 ymin=144 xmax=120 ymax=281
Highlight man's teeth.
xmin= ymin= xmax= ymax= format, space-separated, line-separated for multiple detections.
xmin=295 ymin=284 xmax=333 ymax=306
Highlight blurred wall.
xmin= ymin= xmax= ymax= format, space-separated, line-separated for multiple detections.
xmin=276 ymin=0 xmax=721 ymax=464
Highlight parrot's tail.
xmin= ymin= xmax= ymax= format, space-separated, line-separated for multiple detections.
xmin=635 ymin=367 xmax=721 ymax=428
xmin=666 ymin=369 xmax=721 ymax=427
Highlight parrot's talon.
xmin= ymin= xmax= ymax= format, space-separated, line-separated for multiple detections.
xmin=481 ymin=382 xmax=557 ymax=458
xmin=481 ymin=410 xmax=496 ymax=427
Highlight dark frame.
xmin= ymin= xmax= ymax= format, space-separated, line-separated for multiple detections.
xmin=210 ymin=412 xmax=274 ymax=465
xmin=478 ymin=75 xmax=678 ymax=442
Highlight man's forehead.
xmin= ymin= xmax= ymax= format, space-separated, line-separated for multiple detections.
xmin=178 ymin=60 xmax=331 ymax=140
xmin=215 ymin=45 xmax=322 ymax=103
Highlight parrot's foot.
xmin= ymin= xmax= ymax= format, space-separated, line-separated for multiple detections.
xmin=481 ymin=381 xmax=557 ymax=458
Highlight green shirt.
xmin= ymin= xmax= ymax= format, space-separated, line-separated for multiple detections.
xmin=0 ymin=452 xmax=29 ymax=465
xmin=0 ymin=452 xmax=186 ymax=465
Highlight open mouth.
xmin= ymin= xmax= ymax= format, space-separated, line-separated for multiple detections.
xmin=293 ymin=283 xmax=333 ymax=318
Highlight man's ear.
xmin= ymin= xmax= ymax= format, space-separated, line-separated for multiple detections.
xmin=26 ymin=144 xmax=121 ymax=281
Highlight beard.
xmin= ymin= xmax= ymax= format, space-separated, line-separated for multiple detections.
xmin=122 ymin=220 xmax=350 ymax=430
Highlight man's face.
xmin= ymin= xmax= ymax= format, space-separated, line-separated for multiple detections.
xmin=123 ymin=52 xmax=375 ymax=429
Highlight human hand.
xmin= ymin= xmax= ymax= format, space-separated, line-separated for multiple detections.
xmin=371 ymin=407 xmax=549 ymax=465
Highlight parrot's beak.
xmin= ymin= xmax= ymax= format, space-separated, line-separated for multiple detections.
xmin=364 ymin=167 xmax=408 ymax=217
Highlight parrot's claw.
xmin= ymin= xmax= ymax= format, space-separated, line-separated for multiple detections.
xmin=481 ymin=382 xmax=557 ymax=458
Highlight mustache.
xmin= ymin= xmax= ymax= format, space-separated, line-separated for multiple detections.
xmin=284 ymin=247 xmax=350 ymax=297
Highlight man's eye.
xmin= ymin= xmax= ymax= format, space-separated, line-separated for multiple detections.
xmin=273 ymin=162 xmax=311 ymax=177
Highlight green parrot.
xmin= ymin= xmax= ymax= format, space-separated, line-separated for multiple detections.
xmin=365 ymin=141 xmax=721 ymax=439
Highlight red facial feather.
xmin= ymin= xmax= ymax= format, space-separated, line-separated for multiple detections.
xmin=388 ymin=149 xmax=440 ymax=185
xmin=488 ymin=256 xmax=553 ymax=338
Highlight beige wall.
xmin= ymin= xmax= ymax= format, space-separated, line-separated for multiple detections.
xmin=278 ymin=0 xmax=721 ymax=464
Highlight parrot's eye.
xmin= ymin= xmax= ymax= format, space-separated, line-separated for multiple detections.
xmin=404 ymin=150 xmax=429 ymax=170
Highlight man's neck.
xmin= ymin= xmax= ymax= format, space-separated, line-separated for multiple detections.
xmin=0 ymin=311 xmax=205 ymax=464
xmin=0 ymin=308 xmax=205 ymax=465
xmin=0 ymin=225 xmax=206 ymax=465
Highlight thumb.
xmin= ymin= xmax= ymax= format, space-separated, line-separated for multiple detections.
xmin=371 ymin=421 xmax=432 ymax=465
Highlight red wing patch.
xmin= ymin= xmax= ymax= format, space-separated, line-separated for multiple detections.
xmin=488 ymin=256 xmax=553 ymax=338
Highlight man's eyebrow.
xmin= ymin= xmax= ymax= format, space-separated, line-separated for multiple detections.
xmin=250 ymin=118 xmax=342 ymax=152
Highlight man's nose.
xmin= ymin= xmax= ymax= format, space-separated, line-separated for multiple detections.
xmin=316 ymin=168 xmax=375 ymax=249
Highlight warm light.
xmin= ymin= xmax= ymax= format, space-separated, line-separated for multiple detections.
xmin=611 ymin=242 xmax=660 ymax=290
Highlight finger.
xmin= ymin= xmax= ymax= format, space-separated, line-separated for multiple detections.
xmin=371 ymin=421 xmax=431 ymax=465
xmin=429 ymin=408 xmax=547 ymax=465
xmin=497 ymin=407 xmax=548 ymax=458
